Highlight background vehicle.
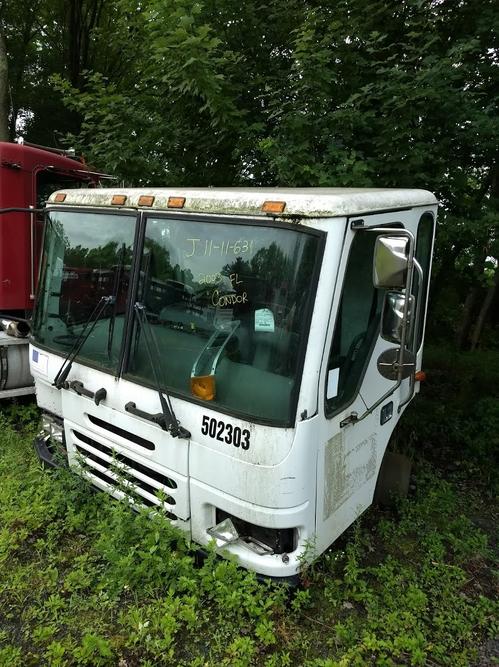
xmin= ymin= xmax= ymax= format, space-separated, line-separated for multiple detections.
xmin=0 ymin=140 xmax=105 ymax=397
xmin=31 ymin=187 xmax=436 ymax=579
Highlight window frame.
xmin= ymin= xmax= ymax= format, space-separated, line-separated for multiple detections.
xmin=413 ymin=212 xmax=435 ymax=353
xmin=324 ymin=222 xmax=403 ymax=420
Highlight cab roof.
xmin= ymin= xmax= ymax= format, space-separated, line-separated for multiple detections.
xmin=0 ymin=140 xmax=86 ymax=173
xmin=48 ymin=187 xmax=438 ymax=218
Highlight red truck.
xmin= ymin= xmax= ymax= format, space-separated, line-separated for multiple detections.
xmin=0 ymin=140 xmax=106 ymax=397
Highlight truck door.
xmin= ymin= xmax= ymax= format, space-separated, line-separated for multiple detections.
xmin=315 ymin=209 xmax=434 ymax=554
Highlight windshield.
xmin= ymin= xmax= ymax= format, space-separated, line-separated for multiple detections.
xmin=33 ymin=211 xmax=322 ymax=425
xmin=33 ymin=210 xmax=136 ymax=372
xmin=127 ymin=217 xmax=321 ymax=424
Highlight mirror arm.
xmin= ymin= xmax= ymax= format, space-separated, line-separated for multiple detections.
xmin=411 ymin=258 xmax=424 ymax=352
xmin=397 ymin=257 xmax=423 ymax=413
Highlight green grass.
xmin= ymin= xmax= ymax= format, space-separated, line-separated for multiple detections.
xmin=0 ymin=399 xmax=497 ymax=667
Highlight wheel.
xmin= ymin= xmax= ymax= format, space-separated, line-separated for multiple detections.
xmin=373 ymin=451 xmax=412 ymax=507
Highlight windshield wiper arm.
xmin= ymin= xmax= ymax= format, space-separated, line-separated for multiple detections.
xmin=132 ymin=302 xmax=190 ymax=439
xmin=53 ymin=295 xmax=115 ymax=389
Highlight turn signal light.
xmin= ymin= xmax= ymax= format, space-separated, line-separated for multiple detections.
xmin=138 ymin=195 xmax=155 ymax=206
xmin=111 ymin=194 xmax=127 ymax=205
xmin=191 ymin=375 xmax=215 ymax=401
xmin=54 ymin=193 xmax=67 ymax=202
xmin=262 ymin=200 xmax=286 ymax=214
xmin=415 ymin=370 xmax=426 ymax=382
xmin=168 ymin=196 xmax=186 ymax=209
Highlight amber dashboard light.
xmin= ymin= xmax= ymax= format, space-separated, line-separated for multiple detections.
xmin=54 ymin=193 xmax=67 ymax=202
xmin=168 ymin=196 xmax=186 ymax=209
xmin=138 ymin=195 xmax=155 ymax=207
xmin=415 ymin=370 xmax=427 ymax=382
xmin=191 ymin=375 xmax=216 ymax=401
xmin=262 ymin=200 xmax=286 ymax=214
xmin=111 ymin=194 xmax=127 ymax=205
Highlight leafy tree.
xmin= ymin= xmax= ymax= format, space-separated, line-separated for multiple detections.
xmin=0 ymin=0 xmax=116 ymax=144
xmin=55 ymin=0 xmax=498 ymax=347
xmin=257 ymin=0 xmax=499 ymax=348
xmin=1 ymin=0 xmax=498 ymax=346
xmin=52 ymin=0 xmax=307 ymax=184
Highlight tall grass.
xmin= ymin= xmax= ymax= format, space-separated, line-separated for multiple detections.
xmin=0 ymin=374 xmax=497 ymax=666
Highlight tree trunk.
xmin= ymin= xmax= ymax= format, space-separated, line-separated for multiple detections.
xmin=455 ymin=286 xmax=481 ymax=350
xmin=0 ymin=25 xmax=9 ymax=141
xmin=67 ymin=0 xmax=105 ymax=87
xmin=470 ymin=267 xmax=499 ymax=351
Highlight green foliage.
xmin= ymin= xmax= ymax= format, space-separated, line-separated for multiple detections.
xmin=396 ymin=346 xmax=499 ymax=490
xmin=45 ymin=0 xmax=499 ymax=195
xmin=46 ymin=0 xmax=499 ymax=349
xmin=3 ymin=0 xmax=499 ymax=345
xmin=1 ymin=0 xmax=121 ymax=143
xmin=0 ymin=399 xmax=496 ymax=666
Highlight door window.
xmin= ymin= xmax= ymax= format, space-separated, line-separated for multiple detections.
xmin=325 ymin=232 xmax=383 ymax=416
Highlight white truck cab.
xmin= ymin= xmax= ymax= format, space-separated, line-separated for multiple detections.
xmin=31 ymin=187 xmax=436 ymax=579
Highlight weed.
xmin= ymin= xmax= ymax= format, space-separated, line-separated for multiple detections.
xmin=0 ymin=397 xmax=496 ymax=666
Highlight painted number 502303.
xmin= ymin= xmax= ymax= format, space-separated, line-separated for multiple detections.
xmin=201 ymin=415 xmax=250 ymax=450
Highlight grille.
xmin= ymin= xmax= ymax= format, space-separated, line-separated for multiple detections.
xmin=72 ymin=429 xmax=178 ymax=519
xmin=87 ymin=414 xmax=155 ymax=450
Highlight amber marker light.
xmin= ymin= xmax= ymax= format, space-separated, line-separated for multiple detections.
xmin=168 ymin=196 xmax=186 ymax=209
xmin=111 ymin=194 xmax=127 ymax=205
xmin=138 ymin=195 xmax=155 ymax=207
xmin=191 ymin=375 xmax=216 ymax=401
xmin=54 ymin=193 xmax=67 ymax=202
xmin=415 ymin=370 xmax=427 ymax=382
xmin=262 ymin=200 xmax=286 ymax=214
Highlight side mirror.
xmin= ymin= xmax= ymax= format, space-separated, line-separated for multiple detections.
xmin=373 ymin=236 xmax=409 ymax=289
xmin=381 ymin=291 xmax=414 ymax=344
xmin=377 ymin=347 xmax=416 ymax=381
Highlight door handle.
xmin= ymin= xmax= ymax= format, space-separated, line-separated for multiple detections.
xmin=125 ymin=401 xmax=167 ymax=428
xmin=68 ymin=380 xmax=107 ymax=406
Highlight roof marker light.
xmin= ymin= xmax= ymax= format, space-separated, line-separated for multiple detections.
xmin=54 ymin=193 xmax=67 ymax=202
xmin=262 ymin=200 xmax=286 ymax=214
xmin=138 ymin=195 xmax=155 ymax=207
xmin=111 ymin=194 xmax=127 ymax=205
xmin=168 ymin=196 xmax=186 ymax=209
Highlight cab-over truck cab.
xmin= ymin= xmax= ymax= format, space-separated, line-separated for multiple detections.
xmin=31 ymin=188 xmax=436 ymax=579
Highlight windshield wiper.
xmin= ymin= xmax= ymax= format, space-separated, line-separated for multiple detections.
xmin=53 ymin=295 xmax=115 ymax=389
xmin=128 ymin=302 xmax=190 ymax=439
